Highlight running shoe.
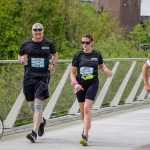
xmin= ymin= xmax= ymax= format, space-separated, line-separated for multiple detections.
xmin=38 ymin=117 xmax=47 ymax=137
xmin=26 ymin=130 xmax=37 ymax=143
xmin=81 ymin=125 xmax=91 ymax=137
xmin=80 ymin=134 xmax=88 ymax=146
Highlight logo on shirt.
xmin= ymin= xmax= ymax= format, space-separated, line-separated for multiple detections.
xmin=42 ymin=47 xmax=49 ymax=50
xmin=91 ymin=58 xmax=98 ymax=61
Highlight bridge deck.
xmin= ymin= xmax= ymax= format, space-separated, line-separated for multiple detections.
xmin=1 ymin=104 xmax=150 ymax=150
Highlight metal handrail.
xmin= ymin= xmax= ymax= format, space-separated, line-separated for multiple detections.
xmin=0 ymin=58 xmax=147 ymax=64
xmin=0 ymin=58 xmax=149 ymax=128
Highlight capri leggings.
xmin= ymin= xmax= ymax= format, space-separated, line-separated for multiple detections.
xmin=76 ymin=79 xmax=99 ymax=103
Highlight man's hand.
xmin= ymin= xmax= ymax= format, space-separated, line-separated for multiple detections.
xmin=48 ymin=64 xmax=55 ymax=72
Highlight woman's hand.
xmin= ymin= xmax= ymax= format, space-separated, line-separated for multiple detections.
xmin=103 ymin=68 xmax=113 ymax=78
xmin=74 ymin=84 xmax=84 ymax=92
xmin=99 ymin=64 xmax=112 ymax=78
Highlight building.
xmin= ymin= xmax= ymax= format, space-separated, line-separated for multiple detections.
xmin=80 ymin=0 xmax=141 ymax=34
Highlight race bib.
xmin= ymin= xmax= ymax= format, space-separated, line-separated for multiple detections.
xmin=31 ymin=58 xmax=45 ymax=68
xmin=80 ymin=67 xmax=94 ymax=80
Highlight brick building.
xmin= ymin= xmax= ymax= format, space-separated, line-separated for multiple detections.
xmin=80 ymin=0 xmax=141 ymax=34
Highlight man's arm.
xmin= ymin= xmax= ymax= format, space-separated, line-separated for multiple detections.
xmin=18 ymin=54 xmax=28 ymax=64
xmin=18 ymin=54 xmax=22 ymax=62
xmin=51 ymin=52 xmax=58 ymax=66
xmin=48 ymin=52 xmax=58 ymax=71
xmin=142 ymin=62 xmax=150 ymax=91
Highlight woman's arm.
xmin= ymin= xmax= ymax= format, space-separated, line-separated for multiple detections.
xmin=99 ymin=63 xmax=112 ymax=78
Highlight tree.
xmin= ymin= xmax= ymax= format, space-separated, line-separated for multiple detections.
xmin=129 ymin=23 xmax=148 ymax=50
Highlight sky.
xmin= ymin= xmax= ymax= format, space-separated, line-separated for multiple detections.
xmin=141 ymin=0 xmax=150 ymax=16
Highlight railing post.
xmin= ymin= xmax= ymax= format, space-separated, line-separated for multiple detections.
xmin=4 ymin=89 xmax=25 ymax=128
xmin=92 ymin=61 xmax=120 ymax=109
xmin=43 ymin=63 xmax=71 ymax=119
xmin=110 ymin=61 xmax=137 ymax=107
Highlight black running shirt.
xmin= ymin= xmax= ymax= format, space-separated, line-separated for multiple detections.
xmin=72 ymin=50 xmax=103 ymax=83
xmin=18 ymin=38 xmax=56 ymax=78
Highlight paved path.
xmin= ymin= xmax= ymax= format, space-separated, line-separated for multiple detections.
xmin=1 ymin=104 xmax=150 ymax=150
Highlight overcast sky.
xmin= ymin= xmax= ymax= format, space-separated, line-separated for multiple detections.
xmin=141 ymin=0 xmax=150 ymax=16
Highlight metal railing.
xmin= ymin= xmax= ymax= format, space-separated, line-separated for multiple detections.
xmin=0 ymin=58 xmax=149 ymax=129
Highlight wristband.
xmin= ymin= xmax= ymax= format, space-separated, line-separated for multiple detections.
xmin=71 ymin=80 xmax=78 ymax=87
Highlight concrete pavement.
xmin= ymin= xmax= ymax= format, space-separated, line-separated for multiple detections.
xmin=1 ymin=104 xmax=150 ymax=150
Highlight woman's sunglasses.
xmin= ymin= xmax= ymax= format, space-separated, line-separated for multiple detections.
xmin=81 ymin=41 xmax=91 ymax=45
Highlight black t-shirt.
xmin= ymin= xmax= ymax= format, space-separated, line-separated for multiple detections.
xmin=72 ymin=50 xmax=103 ymax=84
xmin=18 ymin=38 xmax=56 ymax=78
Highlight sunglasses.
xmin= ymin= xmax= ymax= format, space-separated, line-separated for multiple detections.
xmin=81 ymin=41 xmax=91 ymax=45
xmin=32 ymin=28 xmax=43 ymax=31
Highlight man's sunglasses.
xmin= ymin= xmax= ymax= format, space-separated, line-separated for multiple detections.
xmin=32 ymin=28 xmax=43 ymax=31
xmin=81 ymin=41 xmax=91 ymax=44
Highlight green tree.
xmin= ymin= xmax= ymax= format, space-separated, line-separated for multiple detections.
xmin=129 ymin=23 xmax=148 ymax=50
xmin=0 ymin=0 xmax=148 ymax=60
xmin=0 ymin=0 xmax=22 ymax=59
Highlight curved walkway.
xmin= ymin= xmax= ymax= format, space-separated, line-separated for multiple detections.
xmin=1 ymin=104 xmax=150 ymax=150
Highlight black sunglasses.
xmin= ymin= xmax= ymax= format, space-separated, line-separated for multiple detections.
xmin=32 ymin=28 xmax=43 ymax=31
xmin=81 ymin=41 xmax=91 ymax=44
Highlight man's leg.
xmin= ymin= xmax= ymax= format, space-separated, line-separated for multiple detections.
xmin=33 ymin=98 xmax=43 ymax=133
xmin=26 ymin=98 xmax=43 ymax=142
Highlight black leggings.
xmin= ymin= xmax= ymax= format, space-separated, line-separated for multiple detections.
xmin=76 ymin=79 xmax=99 ymax=103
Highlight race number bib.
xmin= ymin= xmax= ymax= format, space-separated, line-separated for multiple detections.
xmin=80 ymin=67 xmax=94 ymax=80
xmin=31 ymin=58 xmax=45 ymax=68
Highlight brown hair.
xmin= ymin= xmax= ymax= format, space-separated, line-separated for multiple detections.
xmin=82 ymin=34 xmax=93 ymax=42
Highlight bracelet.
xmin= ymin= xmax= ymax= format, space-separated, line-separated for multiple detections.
xmin=71 ymin=80 xmax=78 ymax=87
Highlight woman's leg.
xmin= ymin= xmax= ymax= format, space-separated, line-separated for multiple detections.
xmin=79 ymin=102 xmax=85 ymax=122
xmin=83 ymin=99 xmax=93 ymax=136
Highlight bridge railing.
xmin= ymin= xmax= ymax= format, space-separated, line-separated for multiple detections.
xmin=0 ymin=58 xmax=149 ymax=128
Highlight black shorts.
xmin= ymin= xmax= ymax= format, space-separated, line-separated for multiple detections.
xmin=76 ymin=79 xmax=99 ymax=103
xmin=23 ymin=77 xmax=49 ymax=102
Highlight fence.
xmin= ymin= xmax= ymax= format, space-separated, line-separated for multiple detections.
xmin=0 ymin=58 xmax=150 ymax=129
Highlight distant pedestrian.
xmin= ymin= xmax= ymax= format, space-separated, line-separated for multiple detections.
xmin=18 ymin=23 xmax=58 ymax=143
xmin=70 ymin=34 xmax=112 ymax=146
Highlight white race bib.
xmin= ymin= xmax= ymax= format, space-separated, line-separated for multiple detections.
xmin=31 ymin=58 xmax=45 ymax=68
